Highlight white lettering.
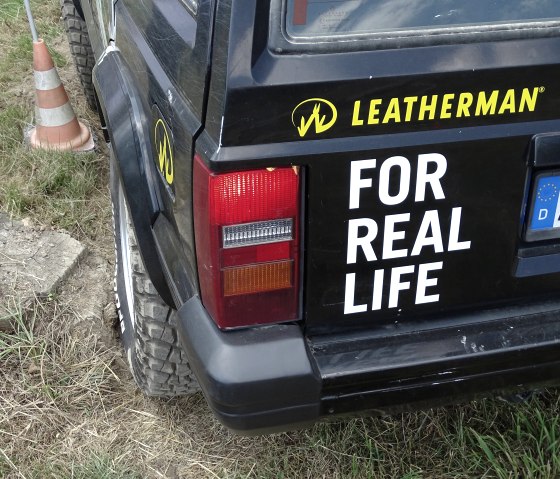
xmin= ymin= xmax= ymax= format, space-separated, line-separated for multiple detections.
xmin=539 ymin=208 xmax=548 ymax=221
xmin=383 ymin=213 xmax=410 ymax=259
xmin=347 ymin=218 xmax=378 ymax=264
xmin=345 ymin=152 xmax=471 ymax=314
xmin=448 ymin=207 xmax=471 ymax=251
xmin=415 ymin=261 xmax=443 ymax=304
xmin=388 ymin=265 xmax=415 ymax=308
xmin=372 ymin=269 xmax=384 ymax=310
xmin=411 ymin=210 xmax=444 ymax=256
xmin=344 ymin=273 xmax=367 ymax=314
xmin=379 ymin=156 xmax=411 ymax=206
xmin=349 ymin=159 xmax=376 ymax=209
xmin=415 ymin=153 xmax=447 ymax=202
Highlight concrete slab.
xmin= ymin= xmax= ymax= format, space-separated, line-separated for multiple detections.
xmin=0 ymin=214 xmax=86 ymax=330
xmin=59 ymin=253 xmax=112 ymax=327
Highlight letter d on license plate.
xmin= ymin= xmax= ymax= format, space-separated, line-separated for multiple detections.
xmin=526 ymin=172 xmax=560 ymax=241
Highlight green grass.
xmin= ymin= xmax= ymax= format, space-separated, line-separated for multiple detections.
xmin=1 ymin=146 xmax=102 ymax=233
xmin=223 ymin=398 xmax=560 ymax=478
xmin=0 ymin=1 xmax=26 ymax=23
xmin=0 ymin=0 xmax=66 ymax=71
xmin=469 ymin=403 xmax=560 ymax=478
xmin=30 ymin=454 xmax=143 ymax=479
xmin=0 ymin=0 xmax=108 ymax=241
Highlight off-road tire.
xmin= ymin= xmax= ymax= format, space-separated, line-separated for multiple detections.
xmin=111 ymin=157 xmax=199 ymax=396
xmin=60 ymin=0 xmax=97 ymax=111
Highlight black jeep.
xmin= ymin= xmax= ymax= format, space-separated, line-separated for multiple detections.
xmin=62 ymin=0 xmax=560 ymax=433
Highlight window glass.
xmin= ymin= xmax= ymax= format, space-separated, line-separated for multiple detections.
xmin=286 ymin=0 xmax=560 ymax=38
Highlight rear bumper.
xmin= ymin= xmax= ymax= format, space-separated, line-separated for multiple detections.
xmin=176 ymin=296 xmax=321 ymax=434
xmin=176 ymin=297 xmax=560 ymax=434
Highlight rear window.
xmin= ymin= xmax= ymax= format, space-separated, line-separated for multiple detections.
xmin=286 ymin=0 xmax=560 ymax=39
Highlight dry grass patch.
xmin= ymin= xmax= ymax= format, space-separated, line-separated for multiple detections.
xmin=0 ymin=297 xmax=140 ymax=478
xmin=4 ymin=313 xmax=560 ymax=479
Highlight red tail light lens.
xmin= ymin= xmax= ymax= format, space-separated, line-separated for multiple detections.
xmin=193 ymin=155 xmax=300 ymax=329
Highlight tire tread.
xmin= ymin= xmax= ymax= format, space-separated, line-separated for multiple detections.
xmin=111 ymin=167 xmax=198 ymax=397
xmin=60 ymin=0 xmax=98 ymax=111
xmin=126 ymin=232 xmax=199 ymax=396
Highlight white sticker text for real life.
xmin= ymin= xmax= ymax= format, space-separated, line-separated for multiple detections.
xmin=344 ymin=153 xmax=472 ymax=314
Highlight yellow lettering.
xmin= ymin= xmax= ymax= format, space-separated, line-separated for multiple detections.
xmin=382 ymin=98 xmax=401 ymax=123
xmin=520 ymin=87 xmax=540 ymax=112
xmin=403 ymin=96 xmax=418 ymax=122
xmin=476 ymin=90 xmax=499 ymax=116
xmin=342 ymin=86 xmax=541 ymax=129
xmin=440 ymin=94 xmax=455 ymax=119
xmin=368 ymin=99 xmax=382 ymax=125
xmin=498 ymin=89 xmax=516 ymax=114
xmin=457 ymin=93 xmax=473 ymax=117
xmin=352 ymin=101 xmax=364 ymax=126
xmin=419 ymin=95 xmax=438 ymax=121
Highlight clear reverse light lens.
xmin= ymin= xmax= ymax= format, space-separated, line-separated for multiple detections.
xmin=222 ymin=219 xmax=293 ymax=248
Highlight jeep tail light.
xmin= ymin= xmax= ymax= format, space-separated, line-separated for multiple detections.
xmin=193 ymin=154 xmax=300 ymax=329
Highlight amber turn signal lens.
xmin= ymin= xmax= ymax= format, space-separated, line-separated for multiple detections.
xmin=223 ymin=261 xmax=292 ymax=297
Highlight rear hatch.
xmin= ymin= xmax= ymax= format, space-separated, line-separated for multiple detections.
xmin=213 ymin=0 xmax=560 ymax=335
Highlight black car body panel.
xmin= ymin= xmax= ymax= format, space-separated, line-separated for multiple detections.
xmin=93 ymin=48 xmax=175 ymax=305
xmin=84 ymin=0 xmax=560 ymax=433
xmin=91 ymin=0 xmax=216 ymax=304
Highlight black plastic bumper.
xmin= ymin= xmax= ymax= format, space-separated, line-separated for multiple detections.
xmin=176 ymin=296 xmax=321 ymax=434
xmin=177 ymin=297 xmax=560 ymax=434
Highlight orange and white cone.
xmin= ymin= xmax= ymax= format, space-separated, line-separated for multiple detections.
xmin=28 ymin=39 xmax=94 ymax=152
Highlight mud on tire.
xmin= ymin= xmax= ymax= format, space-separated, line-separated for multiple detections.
xmin=111 ymin=157 xmax=199 ymax=396
xmin=60 ymin=0 xmax=98 ymax=111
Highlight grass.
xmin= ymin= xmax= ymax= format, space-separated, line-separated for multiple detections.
xmin=2 ymin=0 xmax=560 ymax=478
xmin=0 ymin=0 xmax=108 ymax=245
xmin=0 ymin=297 xmax=144 ymax=478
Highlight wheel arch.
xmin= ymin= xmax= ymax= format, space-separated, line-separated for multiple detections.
xmin=71 ymin=0 xmax=85 ymax=19
xmin=93 ymin=47 xmax=175 ymax=307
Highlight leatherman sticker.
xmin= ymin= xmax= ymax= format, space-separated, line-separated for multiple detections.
xmin=155 ymin=119 xmax=174 ymax=185
xmin=152 ymin=105 xmax=175 ymax=199
xmin=343 ymin=153 xmax=472 ymax=314
xmin=291 ymin=87 xmax=544 ymax=138
xmin=291 ymin=98 xmax=338 ymax=138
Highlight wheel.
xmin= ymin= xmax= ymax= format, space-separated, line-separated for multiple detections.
xmin=60 ymin=0 xmax=98 ymax=111
xmin=111 ymin=156 xmax=199 ymax=396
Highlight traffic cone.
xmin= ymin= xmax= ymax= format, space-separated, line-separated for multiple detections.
xmin=28 ymin=39 xmax=94 ymax=152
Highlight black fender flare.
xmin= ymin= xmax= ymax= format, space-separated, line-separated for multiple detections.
xmin=71 ymin=0 xmax=85 ymax=19
xmin=93 ymin=47 xmax=174 ymax=306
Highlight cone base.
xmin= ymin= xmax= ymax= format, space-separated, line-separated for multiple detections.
xmin=28 ymin=121 xmax=95 ymax=152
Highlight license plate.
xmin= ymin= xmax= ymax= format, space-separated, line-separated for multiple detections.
xmin=526 ymin=172 xmax=560 ymax=241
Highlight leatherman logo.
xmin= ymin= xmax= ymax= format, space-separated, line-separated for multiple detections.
xmin=351 ymin=86 xmax=545 ymax=126
xmin=154 ymin=118 xmax=174 ymax=185
xmin=292 ymin=98 xmax=338 ymax=138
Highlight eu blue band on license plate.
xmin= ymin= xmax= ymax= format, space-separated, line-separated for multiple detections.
xmin=529 ymin=174 xmax=560 ymax=231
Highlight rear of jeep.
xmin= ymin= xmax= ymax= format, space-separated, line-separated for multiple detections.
xmin=80 ymin=0 xmax=560 ymax=434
